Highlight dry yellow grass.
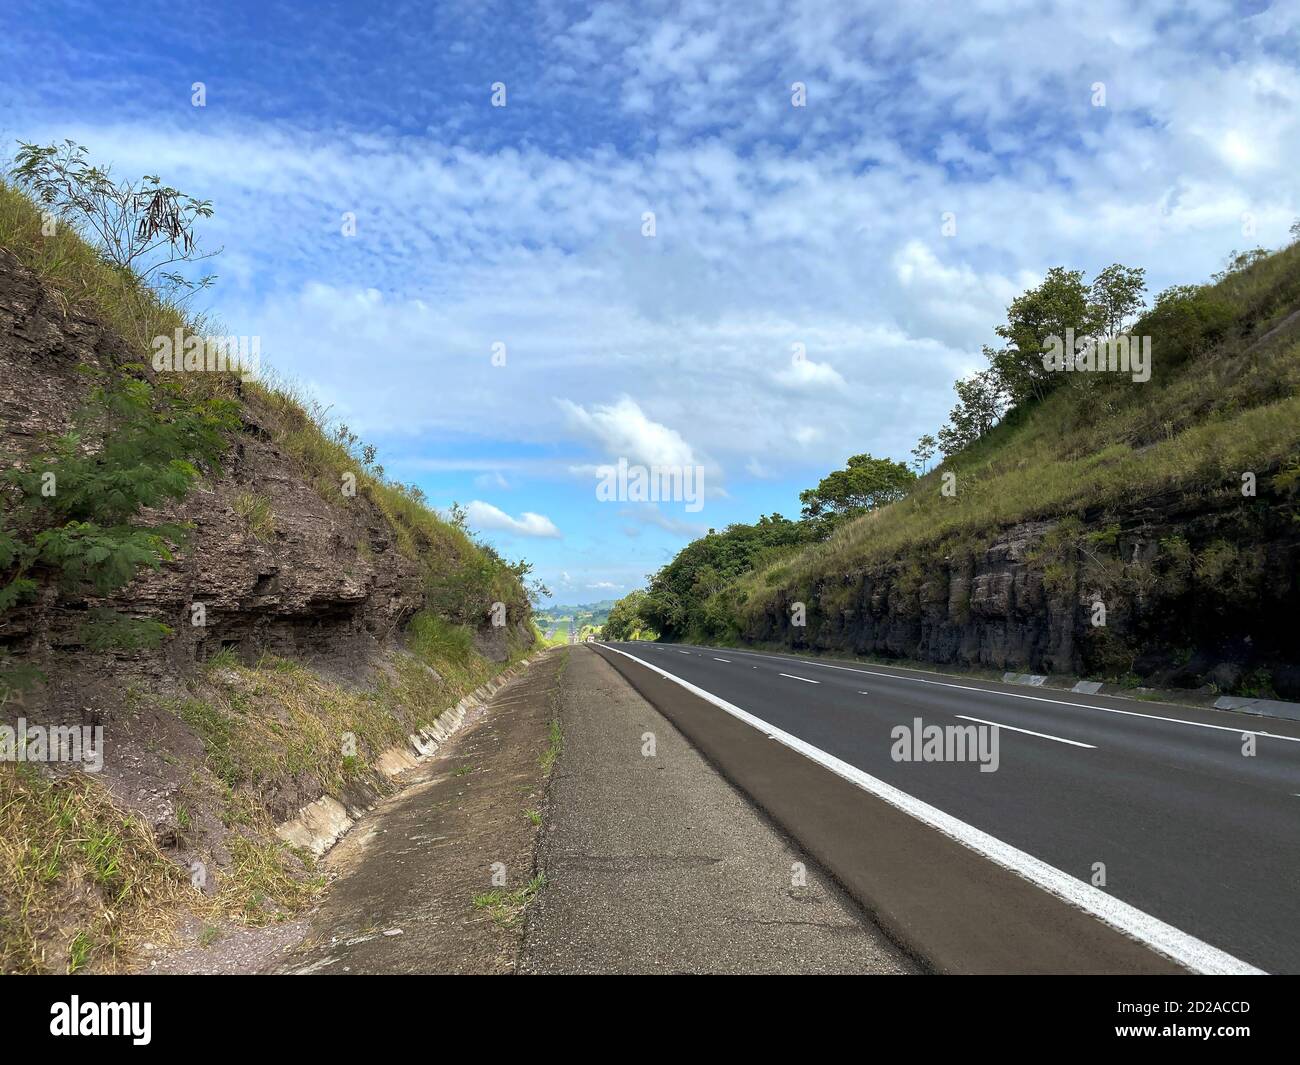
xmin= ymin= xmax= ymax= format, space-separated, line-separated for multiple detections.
xmin=0 ymin=765 xmax=189 ymax=974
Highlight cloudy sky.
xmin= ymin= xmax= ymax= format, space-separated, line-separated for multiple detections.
xmin=3 ymin=0 xmax=1297 ymax=603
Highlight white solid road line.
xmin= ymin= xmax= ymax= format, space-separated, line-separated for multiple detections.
xmin=779 ymin=673 xmax=819 ymax=684
xmin=955 ymin=714 xmax=1097 ymax=749
xmin=703 ymin=646 xmax=1300 ymax=744
xmin=597 ymin=643 xmax=1264 ymax=975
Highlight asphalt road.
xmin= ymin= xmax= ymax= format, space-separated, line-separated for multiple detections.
xmin=597 ymin=641 xmax=1300 ymax=974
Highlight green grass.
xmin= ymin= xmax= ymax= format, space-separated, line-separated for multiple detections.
xmin=540 ymin=651 xmax=567 ymax=777
xmin=67 ymin=931 xmax=94 ymax=973
xmin=540 ymin=718 xmax=563 ymax=775
xmin=203 ymin=646 xmax=240 ymax=672
xmin=221 ymin=830 xmax=324 ymax=924
xmin=0 ymin=765 xmax=188 ymax=974
xmin=232 ymin=491 xmax=276 ymax=541
xmin=472 ymin=873 xmax=546 ymax=929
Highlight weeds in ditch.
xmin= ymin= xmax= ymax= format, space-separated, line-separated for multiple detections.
xmin=472 ymin=873 xmax=546 ymax=929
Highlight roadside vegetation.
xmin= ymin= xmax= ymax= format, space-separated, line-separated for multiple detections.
xmin=609 ymin=229 xmax=1300 ymax=659
xmin=0 ymin=143 xmax=540 ymax=972
xmin=472 ymin=873 xmax=546 ymax=929
xmin=0 ymin=764 xmax=187 ymax=974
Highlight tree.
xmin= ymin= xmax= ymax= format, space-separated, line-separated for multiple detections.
xmin=1212 ymin=248 xmax=1269 ymax=281
xmin=798 ymin=454 xmax=915 ymax=528
xmin=910 ymin=434 xmax=937 ymax=474
xmin=987 ymin=267 xmax=1096 ymax=406
xmin=640 ymin=514 xmax=815 ymax=640
xmin=1089 ymin=264 xmax=1146 ymax=336
xmin=12 ymin=140 xmax=218 ymax=301
xmin=604 ymin=590 xmax=653 ymax=640
xmin=936 ymin=369 xmax=1005 ymax=457
xmin=1139 ymin=283 xmax=1234 ymax=366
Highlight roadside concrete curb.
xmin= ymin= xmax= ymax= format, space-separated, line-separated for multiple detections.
xmin=276 ymin=655 xmax=535 ymax=856
xmin=1002 ymin=672 xmax=1047 ymax=686
xmin=1213 ymin=695 xmax=1300 ymax=723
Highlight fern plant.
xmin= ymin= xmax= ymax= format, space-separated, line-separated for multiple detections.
xmin=0 ymin=369 xmax=238 ymax=646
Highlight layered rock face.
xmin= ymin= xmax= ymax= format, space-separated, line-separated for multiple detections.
xmin=744 ymin=494 xmax=1300 ymax=697
xmin=0 ymin=248 xmax=530 ymax=717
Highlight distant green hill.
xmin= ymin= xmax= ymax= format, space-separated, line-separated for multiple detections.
xmin=534 ymin=599 xmax=616 ymax=632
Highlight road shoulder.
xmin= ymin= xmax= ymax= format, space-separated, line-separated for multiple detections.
xmin=520 ymin=646 xmax=916 ymax=974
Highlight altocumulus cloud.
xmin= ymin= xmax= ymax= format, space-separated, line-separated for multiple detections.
xmin=6 ymin=0 xmax=1299 ymax=596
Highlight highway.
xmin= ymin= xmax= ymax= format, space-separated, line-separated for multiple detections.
xmin=596 ymin=641 xmax=1300 ymax=974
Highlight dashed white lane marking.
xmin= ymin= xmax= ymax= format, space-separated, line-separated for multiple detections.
xmin=955 ymin=714 xmax=1097 ymax=749
xmin=597 ymin=643 xmax=1265 ymax=976
xmin=703 ymin=646 xmax=1300 ymax=744
xmin=713 ymin=657 xmax=731 ymax=662
xmin=778 ymin=673 xmax=819 ymax=684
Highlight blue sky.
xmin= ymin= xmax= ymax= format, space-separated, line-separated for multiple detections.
xmin=3 ymin=0 xmax=1298 ymax=603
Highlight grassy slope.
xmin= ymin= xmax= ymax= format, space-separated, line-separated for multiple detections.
xmin=736 ymin=243 xmax=1300 ymax=622
xmin=0 ymin=180 xmax=534 ymax=972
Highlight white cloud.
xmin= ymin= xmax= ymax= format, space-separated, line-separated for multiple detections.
xmin=559 ymin=396 xmax=700 ymax=468
xmin=464 ymin=501 xmax=561 ymax=539
xmin=618 ymin=504 xmax=709 ymax=538
xmin=9 ymin=0 xmax=1300 ymax=591
xmin=773 ymin=356 xmax=846 ymax=391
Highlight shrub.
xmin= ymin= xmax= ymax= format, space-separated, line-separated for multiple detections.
xmin=0 ymin=374 xmax=238 ymax=613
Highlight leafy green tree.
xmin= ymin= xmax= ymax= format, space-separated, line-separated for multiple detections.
xmin=910 ymin=434 xmax=938 ymax=473
xmin=641 ymin=514 xmax=814 ymax=639
xmin=604 ymin=590 xmax=653 ymax=640
xmin=1090 ymin=264 xmax=1147 ymax=336
xmin=1137 ymin=284 xmax=1234 ymax=366
xmin=799 ymin=454 xmax=915 ymax=524
xmin=987 ymin=267 xmax=1096 ymax=406
xmin=937 ymin=369 xmax=1005 ymax=457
